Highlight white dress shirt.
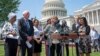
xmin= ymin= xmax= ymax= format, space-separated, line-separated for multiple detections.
xmin=34 ymin=26 xmax=43 ymax=38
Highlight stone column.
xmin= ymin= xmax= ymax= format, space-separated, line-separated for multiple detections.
xmin=54 ymin=10 xmax=55 ymax=16
xmin=52 ymin=10 xmax=54 ymax=16
xmin=46 ymin=11 xmax=47 ymax=16
xmin=50 ymin=11 xmax=51 ymax=16
xmin=59 ymin=10 xmax=61 ymax=16
xmin=87 ymin=12 xmax=90 ymax=24
xmin=92 ymin=11 xmax=94 ymax=26
xmin=58 ymin=10 xmax=60 ymax=16
xmin=96 ymin=10 xmax=99 ymax=25
xmin=47 ymin=11 xmax=48 ymax=16
xmin=60 ymin=11 xmax=62 ymax=16
xmin=98 ymin=9 xmax=100 ymax=24
xmin=56 ymin=10 xmax=58 ymax=16
xmin=49 ymin=11 xmax=50 ymax=16
xmin=44 ymin=12 xmax=45 ymax=17
xmin=85 ymin=13 xmax=88 ymax=20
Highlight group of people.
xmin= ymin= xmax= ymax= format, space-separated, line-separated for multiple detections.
xmin=43 ymin=14 xmax=99 ymax=56
xmin=1 ymin=10 xmax=100 ymax=56
xmin=2 ymin=11 xmax=41 ymax=56
xmin=90 ymin=27 xmax=100 ymax=52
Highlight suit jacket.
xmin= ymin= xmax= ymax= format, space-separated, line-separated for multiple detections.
xmin=72 ymin=23 xmax=79 ymax=33
xmin=18 ymin=18 xmax=34 ymax=41
xmin=72 ymin=23 xmax=80 ymax=41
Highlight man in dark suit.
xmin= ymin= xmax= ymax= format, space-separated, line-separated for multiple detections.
xmin=18 ymin=10 xmax=34 ymax=56
xmin=72 ymin=15 xmax=80 ymax=56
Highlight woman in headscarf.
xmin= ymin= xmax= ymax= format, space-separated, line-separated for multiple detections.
xmin=2 ymin=12 xmax=19 ymax=56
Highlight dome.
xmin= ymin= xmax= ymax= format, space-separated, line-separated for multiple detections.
xmin=41 ymin=0 xmax=67 ymax=20
xmin=45 ymin=0 xmax=63 ymax=3
xmin=95 ymin=0 xmax=99 ymax=1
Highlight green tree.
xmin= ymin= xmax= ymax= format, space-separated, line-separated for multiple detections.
xmin=0 ymin=0 xmax=20 ymax=21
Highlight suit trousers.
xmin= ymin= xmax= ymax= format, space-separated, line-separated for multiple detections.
xmin=50 ymin=43 xmax=62 ymax=56
xmin=75 ymin=43 xmax=79 ymax=56
xmin=66 ymin=44 xmax=69 ymax=56
xmin=20 ymin=40 xmax=33 ymax=56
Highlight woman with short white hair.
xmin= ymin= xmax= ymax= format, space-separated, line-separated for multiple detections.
xmin=2 ymin=12 xmax=19 ymax=56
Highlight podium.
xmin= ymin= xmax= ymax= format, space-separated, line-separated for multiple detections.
xmin=51 ymin=33 xmax=78 ymax=39
xmin=51 ymin=33 xmax=62 ymax=39
xmin=50 ymin=33 xmax=79 ymax=56
xmin=68 ymin=32 xmax=78 ymax=39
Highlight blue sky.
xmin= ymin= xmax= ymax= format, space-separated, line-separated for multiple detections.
xmin=16 ymin=0 xmax=94 ymax=19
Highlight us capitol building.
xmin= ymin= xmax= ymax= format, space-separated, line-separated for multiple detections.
xmin=40 ymin=0 xmax=100 ymax=33
xmin=74 ymin=0 xmax=100 ymax=33
xmin=40 ymin=0 xmax=74 ymax=28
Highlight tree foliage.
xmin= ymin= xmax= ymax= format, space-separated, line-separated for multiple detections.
xmin=0 ymin=0 xmax=20 ymax=21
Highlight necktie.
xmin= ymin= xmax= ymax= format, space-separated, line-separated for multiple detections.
xmin=26 ymin=20 xmax=30 ymax=30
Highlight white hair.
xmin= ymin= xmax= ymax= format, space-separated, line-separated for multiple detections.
xmin=8 ymin=12 xmax=16 ymax=20
xmin=23 ymin=10 xmax=29 ymax=15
